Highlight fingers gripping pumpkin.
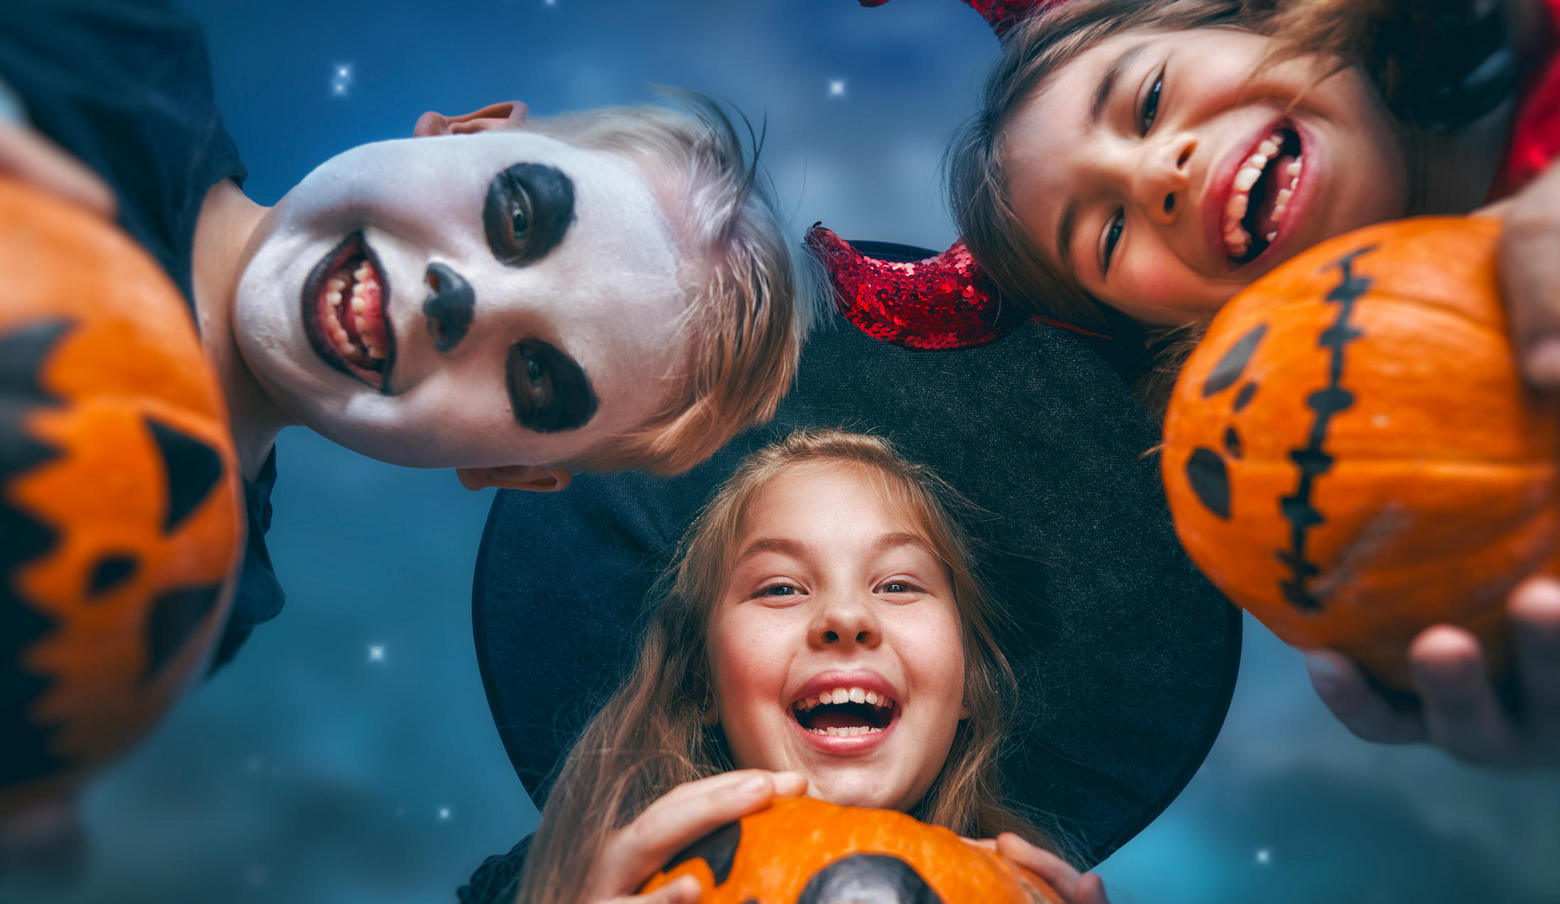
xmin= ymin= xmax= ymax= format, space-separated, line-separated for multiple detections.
xmin=1163 ymin=217 xmax=1560 ymax=690
xmin=0 ymin=180 xmax=242 ymax=832
xmin=639 ymin=797 xmax=1063 ymax=903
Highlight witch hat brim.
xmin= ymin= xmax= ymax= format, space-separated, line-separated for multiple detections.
xmin=473 ymin=265 xmax=1239 ymax=866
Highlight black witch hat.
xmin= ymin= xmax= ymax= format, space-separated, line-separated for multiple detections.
xmin=467 ymin=234 xmax=1239 ymax=901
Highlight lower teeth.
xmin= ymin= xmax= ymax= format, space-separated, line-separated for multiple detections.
xmin=811 ymin=726 xmax=882 ymax=737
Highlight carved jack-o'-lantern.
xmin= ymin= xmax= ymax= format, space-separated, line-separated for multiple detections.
xmin=639 ymin=797 xmax=1063 ymax=903
xmin=0 ymin=179 xmax=242 ymax=824
xmin=1163 ymin=217 xmax=1559 ymax=689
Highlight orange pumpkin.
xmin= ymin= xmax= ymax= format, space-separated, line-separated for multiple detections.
xmin=0 ymin=179 xmax=242 ymax=825
xmin=639 ymin=797 xmax=1064 ymax=903
xmin=1162 ymin=217 xmax=1559 ymax=690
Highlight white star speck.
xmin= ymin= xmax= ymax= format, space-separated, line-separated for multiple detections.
xmin=438 ymin=806 xmax=453 ymax=821
xmin=828 ymin=79 xmax=847 ymax=98
xmin=331 ymin=63 xmax=354 ymax=98
xmin=1255 ymin=848 xmax=1272 ymax=865
xmin=367 ymin=644 xmax=386 ymax=663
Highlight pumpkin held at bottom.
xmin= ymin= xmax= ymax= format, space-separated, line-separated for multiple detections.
xmin=638 ymin=796 xmax=1063 ymax=903
xmin=1162 ymin=216 xmax=1558 ymax=690
xmin=0 ymin=178 xmax=242 ymax=826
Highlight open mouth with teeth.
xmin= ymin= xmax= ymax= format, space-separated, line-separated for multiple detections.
xmin=792 ymin=686 xmax=898 ymax=738
xmin=300 ymin=231 xmax=395 ymax=390
xmin=1223 ymin=125 xmax=1303 ymax=265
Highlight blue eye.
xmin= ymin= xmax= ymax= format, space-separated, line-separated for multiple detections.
xmin=878 ymin=580 xmax=919 ymax=595
xmin=758 ymin=583 xmax=801 ymax=598
xmin=1139 ymin=70 xmax=1162 ymax=134
xmin=1102 ymin=208 xmax=1125 ymax=274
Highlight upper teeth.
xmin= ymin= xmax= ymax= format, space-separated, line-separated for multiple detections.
xmin=1223 ymin=128 xmax=1303 ymax=259
xmin=794 ymin=686 xmax=893 ymax=712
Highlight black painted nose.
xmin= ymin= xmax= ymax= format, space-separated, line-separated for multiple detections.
xmin=423 ymin=262 xmax=474 ymax=352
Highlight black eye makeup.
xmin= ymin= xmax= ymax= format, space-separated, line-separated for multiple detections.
xmin=483 ymin=163 xmax=575 ymax=267
xmin=505 ymin=337 xmax=598 ymax=432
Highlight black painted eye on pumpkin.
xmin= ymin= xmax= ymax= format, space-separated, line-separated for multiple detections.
xmin=0 ymin=179 xmax=242 ymax=838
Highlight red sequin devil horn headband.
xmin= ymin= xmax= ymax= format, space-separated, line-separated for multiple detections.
xmin=808 ymin=0 xmax=1066 ymax=350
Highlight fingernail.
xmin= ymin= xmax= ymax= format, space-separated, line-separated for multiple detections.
xmin=1525 ymin=338 xmax=1560 ymax=388
xmin=738 ymin=774 xmax=768 ymax=795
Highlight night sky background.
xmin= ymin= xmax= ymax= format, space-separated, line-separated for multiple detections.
xmin=5 ymin=0 xmax=1560 ymax=902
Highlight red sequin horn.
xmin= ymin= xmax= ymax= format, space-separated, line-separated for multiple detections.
xmin=857 ymin=0 xmax=1054 ymax=38
xmin=815 ymin=0 xmax=1070 ymax=350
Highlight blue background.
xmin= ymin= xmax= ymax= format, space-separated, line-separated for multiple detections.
xmin=5 ymin=1 xmax=1560 ymax=901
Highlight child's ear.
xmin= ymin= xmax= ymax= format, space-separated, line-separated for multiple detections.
xmin=455 ymin=465 xmax=571 ymax=493
xmin=413 ymin=101 xmax=530 ymax=138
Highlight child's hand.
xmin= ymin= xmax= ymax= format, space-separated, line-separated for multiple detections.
xmin=965 ymin=833 xmax=1112 ymax=904
xmin=580 ymin=769 xmax=808 ymax=904
xmin=1499 ymin=163 xmax=1560 ymax=388
xmin=0 ymin=119 xmax=116 ymax=219
xmin=1305 ymin=575 xmax=1560 ymax=767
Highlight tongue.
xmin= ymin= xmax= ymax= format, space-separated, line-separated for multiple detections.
xmin=1251 ymin=151 xmax=1299 ymax=241
xmin=808 ymin=710 xmax=873 ymax=731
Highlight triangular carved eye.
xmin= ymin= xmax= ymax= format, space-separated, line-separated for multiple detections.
xmin=1187 ymin=447 xmax=1231 ymax=519
xmin=144 ymin=417 xmax=225 ymax=535
xmin=1202 ymin=323 xmax=1268 ymax=397
xmin=142 ymin=583 xmax=225 ymax=684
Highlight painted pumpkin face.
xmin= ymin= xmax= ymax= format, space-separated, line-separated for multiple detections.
xmin=639 ymin=797 xmax=1063 ymax=903
xmin=1162 ymin=217 xmax=1560 ymax=690
xmin=0 ymin=179 xmax=242 ymax=818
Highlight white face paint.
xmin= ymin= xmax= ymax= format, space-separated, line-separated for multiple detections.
xmin=234 ymin=130 xmax=688 ymax=469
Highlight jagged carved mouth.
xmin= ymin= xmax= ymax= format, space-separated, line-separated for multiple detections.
xmin=1223 ymin=126 xmax=1303 ymax=265
xmin=792 ymin=687 xmax=898 ymax=738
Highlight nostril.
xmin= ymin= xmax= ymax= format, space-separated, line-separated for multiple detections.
xmin=1164 ymin=193 xmax=1176 ymax=215
xmin=1177 ymin=146 xmax=1192 ymax=168
xmin=823 ymin=630 xmax=839 ymax=644
xmin=855 ymin=631 xmax=869 ymax=644
xmin=422 ymin=261 xmax=475 ymax=352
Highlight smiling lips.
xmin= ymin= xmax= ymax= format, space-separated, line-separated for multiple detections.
xmin=302 ymin=232 xmax=394 ymax=388
xmin=1220 ymin=124 xmax=1304 ymax=264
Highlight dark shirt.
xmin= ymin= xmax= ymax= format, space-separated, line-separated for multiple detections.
xmin=0 ymin=0 xmax=285 ymax=667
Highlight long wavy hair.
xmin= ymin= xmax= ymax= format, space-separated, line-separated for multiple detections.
xmin=512 ymin=429 xmax=1050 ymax=904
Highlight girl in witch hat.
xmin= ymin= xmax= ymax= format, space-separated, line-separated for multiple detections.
xmin=506 ymin=428 xmax=1115 ymax=904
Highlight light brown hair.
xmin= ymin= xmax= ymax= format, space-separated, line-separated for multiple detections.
xmin=513 ymin=428 xmax=1050 ymax=904
xmin=530 ymin=96 xmax=824 ymax=476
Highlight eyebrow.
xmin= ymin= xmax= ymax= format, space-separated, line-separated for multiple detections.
xmin=733 ymin=531 xmax=933 ymax=566
xmin=1057 ymin=42 xmax=1149 ymax=276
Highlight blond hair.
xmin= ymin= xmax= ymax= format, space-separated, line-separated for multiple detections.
xmin=513 ymin=428 xmax=1049 ymax=904
xmin=527 ymin=96 xmax=823 ymax=476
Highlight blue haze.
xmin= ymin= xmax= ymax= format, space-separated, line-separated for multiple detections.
xmin=3 ymin=0 xmax=1558 ymax=901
